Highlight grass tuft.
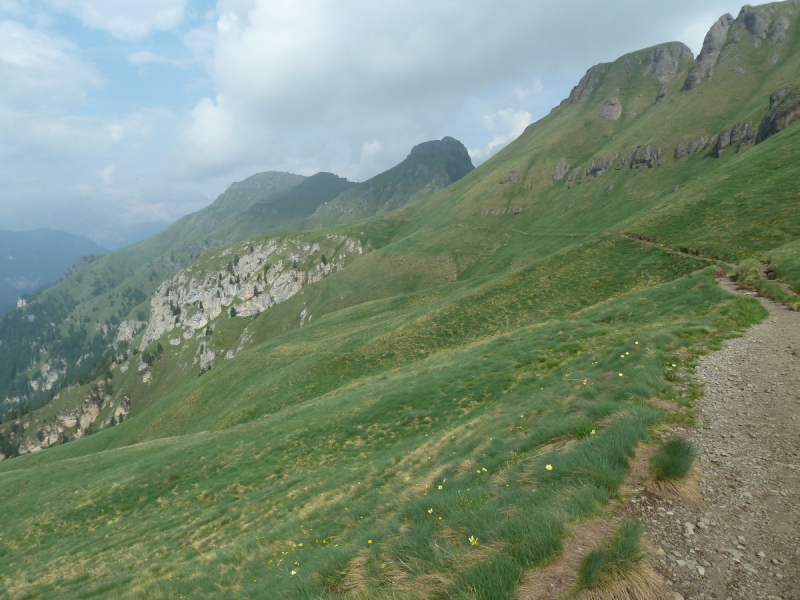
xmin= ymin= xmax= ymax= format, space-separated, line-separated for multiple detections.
xmin=578 ymin=520 xmax=645 ymax=591
xmin=650 ymin=437 xmax=696 ymax=481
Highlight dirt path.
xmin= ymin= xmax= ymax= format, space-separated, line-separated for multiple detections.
xmin=619 ymin=235 xmax=738 ymax=268
xmin=635 ymin=280 xmax=800 ymax=600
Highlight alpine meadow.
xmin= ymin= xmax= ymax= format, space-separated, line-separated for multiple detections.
xmin=1 ymin=2 xmax=800 ymax=599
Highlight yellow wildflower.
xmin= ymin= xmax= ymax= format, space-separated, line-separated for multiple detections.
xmin=546 ymin=464 xmax=553 ymax=471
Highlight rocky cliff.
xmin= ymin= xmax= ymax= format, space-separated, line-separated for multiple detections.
xmin=140 ymin=234 xmax=368 ymax=356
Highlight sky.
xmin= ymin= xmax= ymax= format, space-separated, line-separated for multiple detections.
xmin=0 ymin=0 xmax=747 ymax=245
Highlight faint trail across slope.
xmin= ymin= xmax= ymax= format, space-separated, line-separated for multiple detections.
xmin=620 ymin=234 xmax=738 ymax=268
xmin=638 ymin=279 xmax=800 ymax=600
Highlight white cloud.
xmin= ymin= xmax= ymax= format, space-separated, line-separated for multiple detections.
xmin=39 ymin=0 xmax=189 ymax=40
xmin=469 ymin=109 xmax=532 ymax=163
xmin=99 ymin=165 xmax=115 ymax=185
xmin=178 ymin=0 xmax=745 ymax=181
xmin=127 ymin=51 xmax=190 ymax=69
xmin=0 ymin=20 xmax=101 ymax=108
xmin=0 ymin=0 xmax=751 ymax=237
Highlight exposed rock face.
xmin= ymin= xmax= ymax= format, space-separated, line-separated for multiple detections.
xmin=675 ymin=136 xmax=711 ymax=158
xmin=567 ymin=64 xmax=606 ymax=104
xmin=140 ymin=235 xmax=367 ymax=351
xmin=734 ymin=5 xmax=772 ymax=47
xmin=689 ymin=136 xmax=710 ymax=156
xmin=730 ymin=120 xmax=753 ymax=146
xmin=647 ymin=43 xmax=694 ymax=82
xmin=115 ymin=320 xmax=144 ymax=345
xmin=629 ymin=146 xmax=662 ymax=169
xmin=716 ymin=127 xmax=733 ymax=156
xmin=28 ymin=360 xmax=66 ymax=392
xmin=654 ymin=87 xmax=667 ymax=106
xmin=768 ymin=16 xmax=790 ymax=45
xmin=565 ymin=167 xmax=581 ymax=187
xmin=582 ymin=153 xmax=619 ymax=178
xmin=756 ymin=88 xmax=800 ymax=144
xmin=682 ymin=14 xmax=735 ymax=91
xmin=553 ymin=158 xmax=571 ymax=181
xmin=596 ymin=98 xmax=622 ymax=120
xmin=714 ymin=121 xmax=757 ymax=156
xmin=500 ymin=168 xmax=520 ymax=184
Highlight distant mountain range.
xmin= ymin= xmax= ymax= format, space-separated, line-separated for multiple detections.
xmin=0 ymin=229 xmax=107 ymax=316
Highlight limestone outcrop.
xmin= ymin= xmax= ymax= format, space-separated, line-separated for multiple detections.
xmin=768 ymin=16 xmax=790 ymax=45
xmin=567 ymin=64 xmax=606 ymax=104
xmin=140 ymin=235 xmax=368 ymax=350
xmin=674 ymin=137 xmax=711 ymax=159
xmin=582 ymin=153 xmax=619 ymax=178
xmin=646 ymin=43 xmax=694 ymax=83
xmin=682 ymin=14 xmax=734 ymax=91
xmin=756 ymin=88 xmax=800 ymax=144
xmin=596 ymin=98 xmax=622 ymax=120
xmin=732 ymin=5 xmax=772 ymax=47
xmin=553 ymin=158 xmax=570 ymax=181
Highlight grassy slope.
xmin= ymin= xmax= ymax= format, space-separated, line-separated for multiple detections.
xmin=216 ymin=172 xmax=356 ymax=241
xmin=1 ymin=3 xmax=799 ymax=598
xmin=305 ymin=138 xmax=474 ymax=229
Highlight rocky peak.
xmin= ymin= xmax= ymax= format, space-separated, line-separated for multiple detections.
xmin=732 ymin=5 xmax=772 ymax=47
xmin=646 ymin=43 xmax=694 ymax=83
xmin=567 ymin=64 xmax=607 ymax=105
xmin=682 ymin=14 xmax=735 ymax=91
xmin=409 ymin=136 xmax=469 ymax=161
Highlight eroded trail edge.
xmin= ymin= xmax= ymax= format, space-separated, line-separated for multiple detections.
xmin=635 ymin=281 xmax=800 ymax=600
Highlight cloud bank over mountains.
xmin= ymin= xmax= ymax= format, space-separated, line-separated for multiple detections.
xmin=0 ymin=0 xmax=744 ymax=242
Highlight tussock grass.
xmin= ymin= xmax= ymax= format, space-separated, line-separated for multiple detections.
xmin=578 ymin=520 xmax=645 ymax=591
xmin=650 ymin=437 xmax=696 ymax=481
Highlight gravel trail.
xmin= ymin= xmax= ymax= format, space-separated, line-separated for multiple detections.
xmin=637 ymin=281 xmax=800 ymax=600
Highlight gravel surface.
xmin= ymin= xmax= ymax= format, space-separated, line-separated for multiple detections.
xmin=633 ymin=282 xmax=800 ymax=600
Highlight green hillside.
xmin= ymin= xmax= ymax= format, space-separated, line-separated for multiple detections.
xmin=1 ymin=2 xmax=800 ymax=598
xmin=219 ymin=172 xmax=356 ymax=240
xmin=306 ymin=137 xmax=475 ymax=229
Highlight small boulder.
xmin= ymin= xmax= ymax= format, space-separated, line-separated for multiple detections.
xmin=674 ymin=141 xmax=688 ymax=159
xmin=597 ymin=97 xmax=622 ymax=120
